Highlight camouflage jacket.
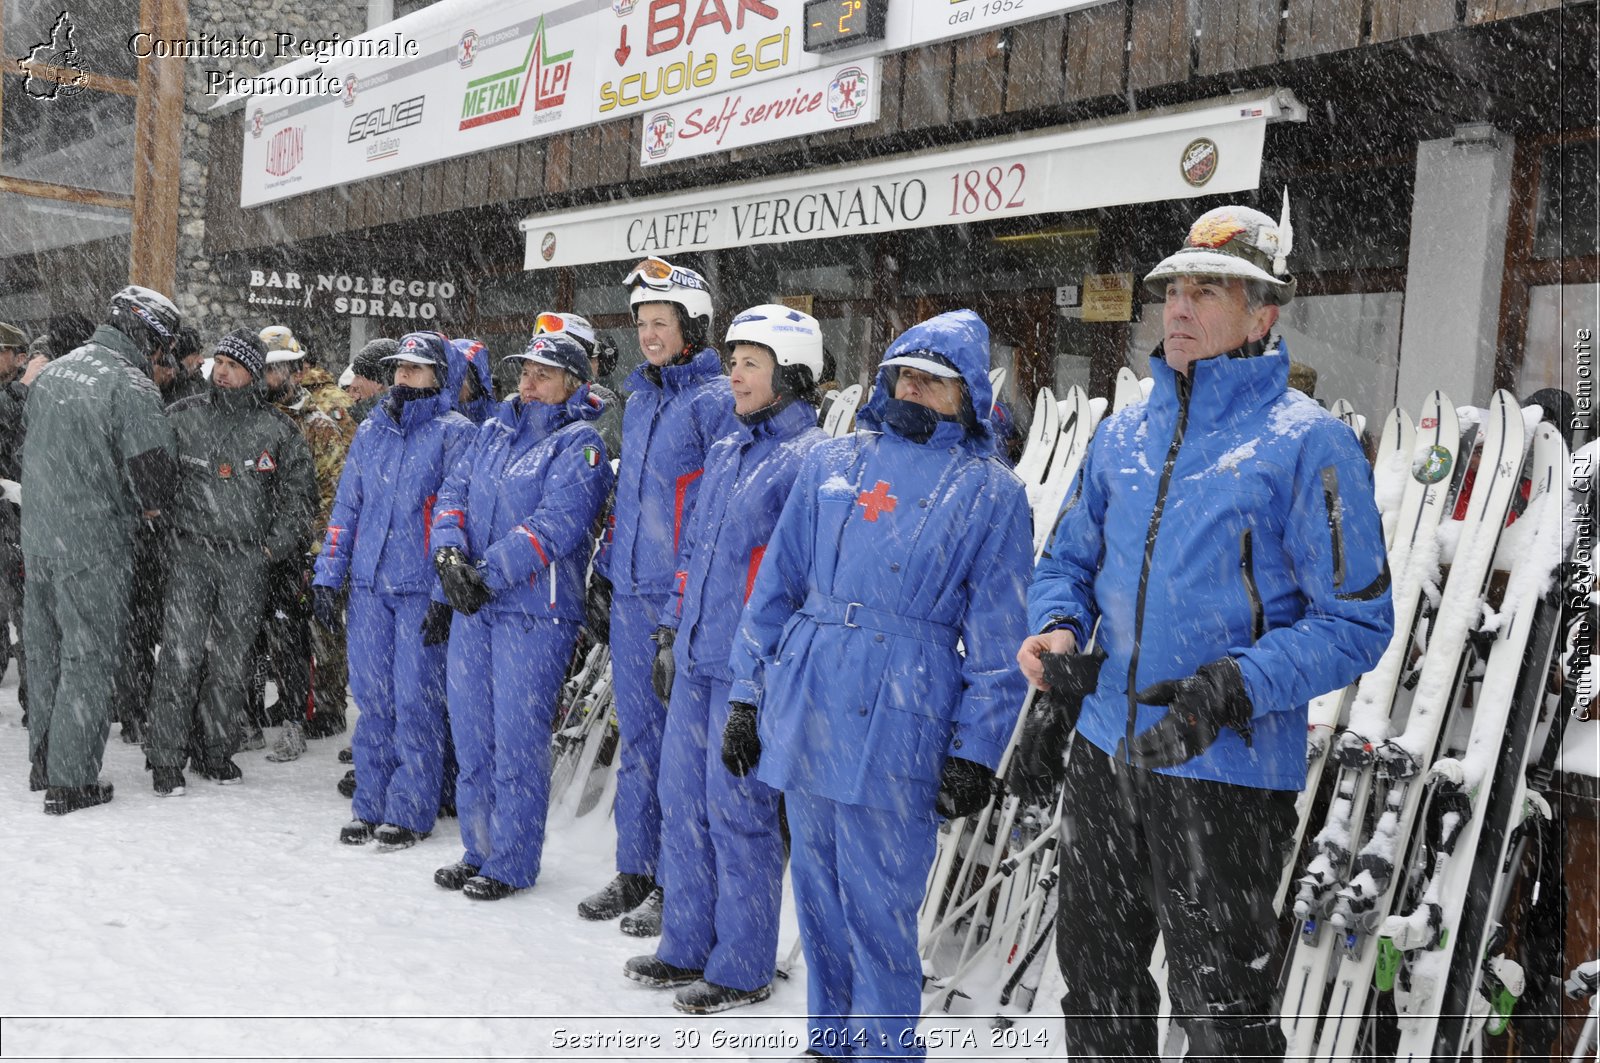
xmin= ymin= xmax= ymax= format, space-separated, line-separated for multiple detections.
xmin=274 ymin=367 xmax=356 ymax=545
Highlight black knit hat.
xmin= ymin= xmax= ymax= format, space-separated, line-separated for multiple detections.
xmin=352 ymin=338 xmax=398 ymax=383
xmin=213 ymin=328 xmax=267 ymax=380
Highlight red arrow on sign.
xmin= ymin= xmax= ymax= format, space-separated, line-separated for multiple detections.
xmin=615 ymin=26 xmax=631 ymax=66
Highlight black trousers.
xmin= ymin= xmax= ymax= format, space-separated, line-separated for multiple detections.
xmin=1054 ymin=740 xmax=1297 ymax=1062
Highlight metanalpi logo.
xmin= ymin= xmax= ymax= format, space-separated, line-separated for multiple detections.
xmin=458 ymin=15 xmax=573 ymax=130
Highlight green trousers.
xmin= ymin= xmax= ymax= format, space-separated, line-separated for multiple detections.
xmin=25 ymin=552 xmax=132 ymax=788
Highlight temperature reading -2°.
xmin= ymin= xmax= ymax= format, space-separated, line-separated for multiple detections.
xmin=802 ymin=0 xmax=889 ymax=52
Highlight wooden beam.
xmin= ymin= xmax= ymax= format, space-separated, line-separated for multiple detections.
xmin=129 ymin=0 xmax=185 ymax=294
xmin=0 ymin=174 xmax=134 ymax=211
xmin=1 ymin=64 xmax=138 ymax=97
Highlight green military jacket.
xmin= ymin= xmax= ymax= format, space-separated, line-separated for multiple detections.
xmin=21 ymin=325 xmax=175 ymax=560
xmin=167 ymin=381 xmax=316 ymax=561
xmin=274 ymin=367 xmax=355 ymax=545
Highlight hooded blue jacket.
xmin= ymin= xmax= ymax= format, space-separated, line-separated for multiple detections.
xmin=1028 ymin=340 xmax=1393 ymax=790
xmin=729 ymin=310 xmax=1033 ymax=813
xmin=663 ymin=399 xmax=826 ymax=683
xmin=452 ymin=339 xmax=497 ymax=424
xmin=600 ymin=347 xmax=738 ymax=598
xmin=314 ymin=338 xmax=477 ymax=595
xmin=430 ymin=387 xmax=613 ymax=622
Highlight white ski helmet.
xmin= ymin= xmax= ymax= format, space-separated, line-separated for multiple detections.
xmin=1143 ymin=199 xmax=1296 ymax=305
xmin=625 ymin=257 xmax=714 ymax=340
xmin=259 ymin=324 xmax=306 ymax=364
xmin=725 ymin=304 xmax=825 ymax=392
xmin=109 ymin=285 xmax=181 ymax=344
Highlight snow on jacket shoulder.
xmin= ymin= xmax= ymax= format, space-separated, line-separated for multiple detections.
xmin=429 ymin=387 xmax=613 ymax=621
xmin=1028 ymin=340 xmax=1394 ymax=791
xmin=663 ymin=399 xmax=825 ymax=682
xmin=314 ymin=347 xmax=476 ymax=596
xmin=729 ymin=310 xmax=1033 ymax=813
xmin=602 ymin=347 xmax=737 ymax=597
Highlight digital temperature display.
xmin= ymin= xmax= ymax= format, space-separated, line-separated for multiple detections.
xmin=802 ymin=0 xmax=888 ymax=53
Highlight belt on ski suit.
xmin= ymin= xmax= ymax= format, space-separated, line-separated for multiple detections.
xmin=798 ymin=589 xmax=959 ymax=649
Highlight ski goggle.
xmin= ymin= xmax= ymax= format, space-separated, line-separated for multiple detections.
xmin=623 ymin=257 xmax=709 ymax=294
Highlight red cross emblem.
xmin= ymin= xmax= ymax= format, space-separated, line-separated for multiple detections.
xmin=856 ymin=480 xmax=897 ymax=522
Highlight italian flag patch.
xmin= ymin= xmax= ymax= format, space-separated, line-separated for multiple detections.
xmin=582 ymin=445 xmax=601 ymax=468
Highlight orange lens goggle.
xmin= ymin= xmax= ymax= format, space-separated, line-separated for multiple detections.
xmin=534 ymin=312 xmax=569 ymax=335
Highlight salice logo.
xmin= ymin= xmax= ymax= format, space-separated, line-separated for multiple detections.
xmin=458 ymin=16 xmax=574 ymax=130
xmin=265 ymin=126 xmax=305 ymax=176
xmin=827 ymin=66 xmax=868 ymax=121
xmin=18 ymin=11 xmax=88 ymax=101
xmin=348 ymin=96 xmax=425 ymax=142
xmin=644 ymin=113 xmax=676 ymax=159
xmin=458 ymin=29 xmax=479 ymax=68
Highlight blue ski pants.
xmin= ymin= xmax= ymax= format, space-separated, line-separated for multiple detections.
xmin=347 ymin=587 xmax=447 ymax=833
xmin=447 ymin=610 xmax=578 ymax=888
xmin=656 ymin=673 xmax=784 ymax=991
xmin=787 ymin=790 xmax=937 ymax=1061
xmin=611 ymin=590 xmax=668 ymax=877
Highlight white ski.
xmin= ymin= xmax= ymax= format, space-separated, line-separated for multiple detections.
xmin=1112 ymin=367 xmax=1143 ymax=413
xmin=1031 ymin=386 xmax=1097 ymax=559
xmin=822 ymin=383 xmax=863 ymax=437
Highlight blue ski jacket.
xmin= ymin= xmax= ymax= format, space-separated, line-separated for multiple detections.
xmin=730 ymin=310 xmax=1033 ymax=813
xmin=453 ymin=339 xmax=497 ymax=424
xmin=430 ymin=387 xmax=613 ymax=622
xmin=662 ymin=399 xmax=826 ymax=683
xmin=1028 ymin=340 xmax=1394 ymax=791
xmin=314 ymin=344 xmax=476 ymax=595
xmin=599 ymin=347 xmax=738 ymax=598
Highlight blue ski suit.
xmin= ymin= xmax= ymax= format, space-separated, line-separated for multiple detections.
xmin=602 ymin=346 xmax=737 ymax=878
xmin=730 ymin=311 xmax=1033 ymax=1059
xmin=452 ymin=339 xmax=497 ymax=424
xmin=314 ymin=343 xmax=476 ymax=834
xmin=430 ymin=387 xmax=612 ymax=887
xmin=655 ymin=398 xmax=825 ymax=990
xmin=1026 ymin=340 xmax=1392 ymax=1059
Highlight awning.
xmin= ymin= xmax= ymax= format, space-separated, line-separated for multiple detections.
xmin=520 ymin=89 xmax=1305 ymax=270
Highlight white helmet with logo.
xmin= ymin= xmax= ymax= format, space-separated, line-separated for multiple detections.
xmin=259 ymin=324 xmax=306 ymax=364
xmin=725 ymin=304 xmax=825 ymax=382
xmin=624 ymin=257 xmax=714 ymax=339
xmin=1143 ymin=195 xmax=1296 ymax=305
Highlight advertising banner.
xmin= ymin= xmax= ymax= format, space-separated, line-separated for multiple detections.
xmin=638 ymin=58 xmax=879 ymax=165
xmin=522 ymin=91 xmax=1296 ymax=270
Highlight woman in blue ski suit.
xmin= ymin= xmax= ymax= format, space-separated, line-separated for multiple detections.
xmin=726 ymin=310 xmax=1034 ymax=1060
xmin=623 ymin=305 xmax=829 ymax=1013
xmin=427 ymin=333 xmax=613 ymax=899
xmin=578 ymin=258 xmax=738 ymax=931
xmin=313 ymin=332 xmax=476 ymax=848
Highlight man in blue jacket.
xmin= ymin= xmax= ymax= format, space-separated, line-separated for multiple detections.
xmin=1016 ymin=204 xmax=1394 ymax=1061
xmin=577 ymin=258 xmax=738 ymax=935
xmin=726 ymin=310 xmax=1033 ymax=1060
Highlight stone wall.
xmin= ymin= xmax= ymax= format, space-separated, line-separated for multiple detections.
xmin=172 ymin=0 xmax=368 ymax=362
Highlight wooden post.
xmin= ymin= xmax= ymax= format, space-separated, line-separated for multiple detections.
xmin=129 ymin=0 xmax=186 ymax=295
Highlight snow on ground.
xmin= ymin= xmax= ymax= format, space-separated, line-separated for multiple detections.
xmin=0 ymin=669 xmax=1063 ymax=1061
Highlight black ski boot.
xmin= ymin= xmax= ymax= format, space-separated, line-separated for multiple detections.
xmin=153 ymin=767 xmax=186 ymax=797
xmin=337 ymin=769 xmax=357 ymax=798
xmin=620 ymin=885 xmax=665 ymax=937
xmin=340 ymin=819 xmax=376 ymax=845
xmin=622 ymin=954 xmax=703 ymax=988
xmin=577 ymin=873 xmax=655 ymax=921
xmin=43 ymin=782 xmax=114 ymax=815
xmin=374 ymin=824 xmax=429 ymax=851
xmin=193 ymin=756 xmax=243 ymax=785
xmin=338 ymin=747 xmax=354 ymax=763
xmin=462 ymin=875 xmax=519 ymax=901
xmin=673 ymin=979 xmax=773 ymax=1014
xmin=434 ymin=861 xmax=480 ymax=890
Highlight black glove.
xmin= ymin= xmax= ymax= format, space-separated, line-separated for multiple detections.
xmin=1128 ymin=658 xmax=1253 ymax=771
xmin=420 ymin=600 xmax=454 ymax=647
xmin=721 ymin=701 xmax=761 ymax=777
xmin=435 ymin=547 xmax=492 ymax=615
xmin=650 ymin=626 xmax=676 ymax=705
xmin=585 ymin=571 xmax=613 ymax=643
xmin=936 ymin=756 xmax=996 ymax=819
xmin=312 ymin=585 xmax=343 ymax=633
xmin=1006 ymin=650 xmax=1103 ymax=804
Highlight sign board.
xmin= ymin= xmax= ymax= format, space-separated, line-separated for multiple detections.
xmin=238 ymin=0 xmax=1123 ymax=207
xmin=1054 ymin=284 xmax=1078 ymax=308
xmin=246 ymin=267 xmax=459 ymax=320
xmin=523 ymin=91 xmax=1292 ymax=269
xmin=1081 ymin=272 xmax=1133 ymax=322
xmin=639 ymin=58 xmax=879 ymax=165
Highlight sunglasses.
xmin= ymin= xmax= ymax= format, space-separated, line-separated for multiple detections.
xmin=623 ymin=257 xmax=708 ymax=293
